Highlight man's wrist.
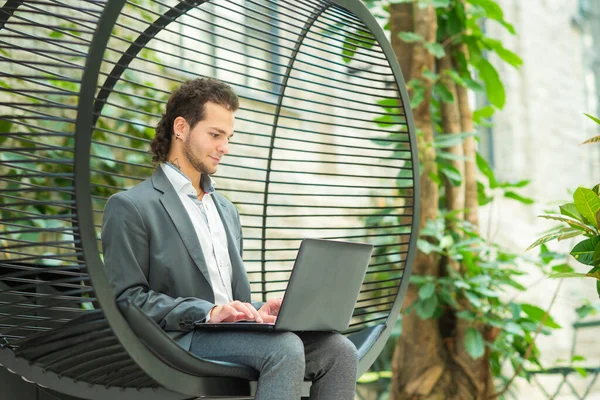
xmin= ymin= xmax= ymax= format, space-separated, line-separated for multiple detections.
xmin=207 ymin=305 xmax=219 ymax=322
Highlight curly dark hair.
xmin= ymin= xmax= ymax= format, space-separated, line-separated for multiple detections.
xmin=150 ymin=78 xmax=239 ymax=164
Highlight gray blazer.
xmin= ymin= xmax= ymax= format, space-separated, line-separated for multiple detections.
xmin=101 ymin=167 xmax=259 ymax=350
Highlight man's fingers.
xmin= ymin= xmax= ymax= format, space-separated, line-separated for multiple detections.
xmin=240 ymin=302 xmax=263 ymax=323
xmin=229 ymin=301 xmax=264 ymax=322
xmin=258 ymin=306 xmax=277 ymax=323
xmin=219 ymin=305 xmax=244 ymax=322
xmin=213 ymin=302 xmax=269 ymax=323
xmin=231 ymin=301 xmax=253 ymax=319
xmin=261 ymin=314 xmax=277 ymax=323
xmin=248 ymin=304 xmax=263 ymax=323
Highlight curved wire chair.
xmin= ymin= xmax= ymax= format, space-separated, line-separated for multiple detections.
xmin=0 ymin=0 xmax=419 ymax=398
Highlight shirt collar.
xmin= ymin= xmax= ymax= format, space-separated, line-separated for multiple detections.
xmin=161 ymin=162 xmax=216 ymax=196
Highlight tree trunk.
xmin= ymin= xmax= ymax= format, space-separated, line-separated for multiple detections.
xmin=455 ymin=46 xmax=479 ymax=229
xmin=391 ymin=4 xmax=445 ymax=399
xmin=390 ymin=3 xmax=414 ymax=81
xmin=438 ymin=53 xmax=464 ymax=221
xmin=390 ymin=3 xmax=492 ymax=399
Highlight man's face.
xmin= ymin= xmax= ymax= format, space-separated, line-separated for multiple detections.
xmin=183 ymin=101 xmax=235 ymax=175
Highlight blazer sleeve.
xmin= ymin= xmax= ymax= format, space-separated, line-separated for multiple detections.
xmin=102 ymin=193 xmax=214 ymax=331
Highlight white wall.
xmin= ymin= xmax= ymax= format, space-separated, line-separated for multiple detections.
xmin=484 ymin=1 xmax=600 ymax=398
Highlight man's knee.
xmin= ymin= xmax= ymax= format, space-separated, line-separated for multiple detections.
xmin=274 ymin=332 xmax=305 ymax=356
xmin=331 ymin=334 xmax=358 ymax=366
xmin=270 ymin=332 xmax=305 ymax=369
xmin=304 ymin=333 xmax=358 ymax=383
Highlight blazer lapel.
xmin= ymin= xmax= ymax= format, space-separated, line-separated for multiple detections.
xmin=152 ymin=168 xmax=212 ymax=286
xmin=212 ymin=194 xmax=251 ymax=302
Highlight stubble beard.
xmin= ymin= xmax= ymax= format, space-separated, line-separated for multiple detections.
xmin=184 ymin=136 xmax=216 ymax=175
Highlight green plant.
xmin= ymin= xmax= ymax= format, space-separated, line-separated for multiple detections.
xmin=528 ymin=114 xmax=600 ymax=296
xmin=340 ymin=1 xmax=563 ymax=398
xmin=409 ymin=213 xmax=562 ymax=373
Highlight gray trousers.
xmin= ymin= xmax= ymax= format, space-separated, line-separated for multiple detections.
xmin=190 ymin=330 xmax=358 ymax=400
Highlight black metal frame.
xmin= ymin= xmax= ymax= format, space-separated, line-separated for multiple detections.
xmin=1 ymin=0 xmax=419 ymax=397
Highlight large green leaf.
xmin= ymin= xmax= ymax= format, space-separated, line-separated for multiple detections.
xmin=465 ymin=291 xmax=482 ymax=307
xmin=538 ymin=215 xmax=595 ymax=235
xmin=493 ymin=47 xmax=523 ymax=68
xmin=465 ymin=327 xmax=485 ymax=359
xmin=453 ymin=2 xmax=467 ymax=31
xmin=440 ymin=164 xmax=463 ymax=186
xmin=580 ymin=135 xmax=600 ymax=146
xmin=419 ymin=282 xmax=436 ymax=300
xmin=433 ymin=132 xmax=477 ymax=148
xmin=477 ymin=181 xmax=493 ymax=206
xmin=573 ymin=187 xmax=600 ymax=228
xmin=473 ymin=105 xmax=495 ymax=124
xmin=551 ymin=264 xmax=574 ymax=274
xmin=373 ymin=114 xmax=405 ymax=128
xmin=377 ymin=98 xmax=401 ymax=112
xmin=433 ymin=82 xmax=454 ymax=103
xmin=521 ymin=304 xmax=562 ymax=329
xmin=584 ymin=113 xmax=600 ymax=126
xmin=460 ymin=250 xmax=476 ymax=272
xmin=465 ymin=78 xmax=484 ymax=92
xmin=342 ymin=29 xmax=375 ymax=64
xmin=467 ymin=0 xmax=504 ymax=20
xmin=570 ymin=237 xmax=600 ymax=265
xmin=526 ymin=230 xmax=563 ymax=251
xmin=476 ymin=152 xmax=498 ymax=188
xmin=498 ymin=179 xmax=531 ymax=189
xmin=587 ymin=266 xmax=600 ymax=280
xmin=424 ymin=42 xmax=446 ymax=59
xmin=504 ymin=322 xmax=524 ymax=337
xmin=423 ymin=68 xmax=439 ymax=82
xmin=432 ymin=0 xmax=451 ymax=7
xmin=498 ymin=20 xmax=517 ymax=35
xmin=477 ymin=59 xmax=506 ymax=109
xmin=504 ymin=191 xmax=534 ymax=205
xmin=399 ymin=32 xmax=424 ymax=43
xmin=417 ymin=295 xmax=438 ymax=320
xmin=559 ymin=203 xmax=584 ymax=221
xmin=592 ymin=244 xmax=600 ymax=267
xmin=438 ymin=286 xmax=459 ymax=309
xmin=444 ymin=69 xmax=465 ymax=86
xmin=436 ymin=150 xmax=469 ymax=162
xmin=548 ymin=272 xmax=588 ymax=279
xmin=342 ymin=38 xmax=358 ymax=64
xmin=410 ymin=83 xmax=426 ymax=108
xmin=558 ymin=228 xmax=585 ymax=241
xmin=481 ymin=37 xmax=523 ymax=68
xmin=417 ymin=239 xmax=441 ymax=254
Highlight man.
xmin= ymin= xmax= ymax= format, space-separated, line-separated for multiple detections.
xmin=101 ymin=78 xmax=358 ymax=399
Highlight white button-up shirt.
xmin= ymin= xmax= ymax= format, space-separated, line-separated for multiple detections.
xmin=161 ymin=163 xmax=234 ymax=310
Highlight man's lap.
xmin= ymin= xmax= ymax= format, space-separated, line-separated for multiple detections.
xmin=190 ymin=330 xmax=304 ymax=361
xmin=189 ymin=329 xmax=357 ymax=378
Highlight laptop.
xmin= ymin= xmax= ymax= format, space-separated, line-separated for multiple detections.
xmin=195 ymin=238 xmax=374 ymax=332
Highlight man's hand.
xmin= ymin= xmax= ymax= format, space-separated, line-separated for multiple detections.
xmin=258 ymin=298 xmax=283 ymax=323
xmin=209 ymin=301 xmax=263 ymax=323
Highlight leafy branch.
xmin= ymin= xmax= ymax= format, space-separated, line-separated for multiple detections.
xmin=528 ymin=115 xmax=600 ymax=296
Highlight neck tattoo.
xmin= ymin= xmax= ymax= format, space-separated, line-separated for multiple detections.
xmin=170 ymin=158 xmax=181 ymax=170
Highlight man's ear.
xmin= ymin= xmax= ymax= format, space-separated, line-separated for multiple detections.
xmin=172 ymin=116 xmax=188 ymax=139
